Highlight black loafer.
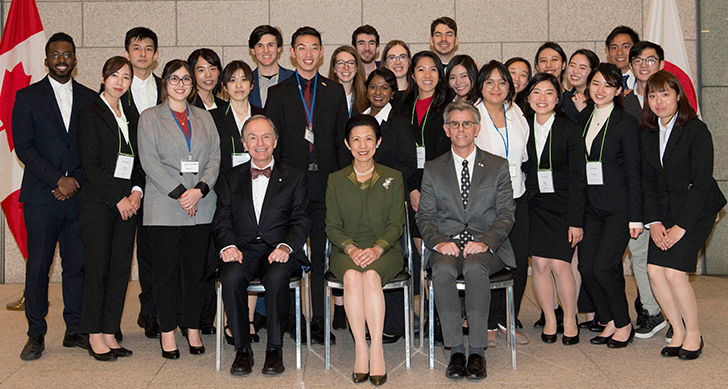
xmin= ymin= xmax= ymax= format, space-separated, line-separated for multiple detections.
xmin=87 ymin=344 xmax=117 ymax=361
xmin=445 ymin=352 xmax=467 ymax=380
xmin=661 ymin=345 xmax=681 ymax=357
xmin=590 ymin=334 xmax=613 ymax=344
xmin=262 ymin=348 xmax=285 ymax=376
xmin=465 ymin=354 xmax=487 ymax=381
xmin=541 ymin=332 xmax=557 ymax=343
xmin=20 ymin=334 xmax=44 ymax=361
xmin=352 ymin=372 xmax=369 ymax=383
xmin=63 ymin=331 xmax=88 ymax=348
xmin=231 ymin=347 xmax=254 ymax=376
xmin=111 ymin=346 xmax=133 ymax=357
xmin=607 ymin=328 xmax=635 ymax=349
xmin=200 ymin=325 xmax=216 ymax=335
xmin=678 ymin=337 xmax=703 ymax=360
xmin=562 ymin=333 xmax=580 ymax=345
xmin=370 ymin=373 xmax=387 ymax=386
xmin=138 ymin=314 xmax=161 ymax=339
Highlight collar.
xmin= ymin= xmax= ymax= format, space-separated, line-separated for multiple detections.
xmin=99 ymin=93 xmax=126 ymax=120
xmin=658 ymin=113 xmax=678 ymax=133
xmin=534 ymin=113 xmax=555 ymax=132
xmin=251 ymin=156 xmax=275 ymax=171
xmin=48 ymin=76 xmax=72 ymax=91
xmin=363 ymin=103 xmax=392 ymax=125
xmin=451 ymin=147 xmax=476 ymax=167
xmin=133 ymin=74 xmax=154 ymax=86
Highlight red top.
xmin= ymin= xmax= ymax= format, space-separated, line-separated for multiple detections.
xmin=415 ymin=96 xmax=434 ymax=126
xmin=173 ymin=109 xmax=190 ymax=141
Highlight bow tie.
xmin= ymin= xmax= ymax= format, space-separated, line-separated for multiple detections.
xmin=251 ymin=167 xmax=272 ymax=179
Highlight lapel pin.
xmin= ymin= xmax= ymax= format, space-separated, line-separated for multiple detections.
xmin=322 ymin=82 xmax=327 ymax=87
xmin=477 ymin=163 xmax=483 ymax=167
xmin=279 ymin=178 xmax=282 ymax=182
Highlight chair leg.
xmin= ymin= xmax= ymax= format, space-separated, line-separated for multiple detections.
xmin=325 ymin=284 xmax=331 ymax=369
xmin=419 ymin=264 xmax=426 ymax=348
xmin=215 ymin=281 xmax=223 ymax=372
xmin=507 ymin=284 xmax=517 ymax=370
xmin=428 ymin=280 xmax=435 ymax=370
xmin=404 ymin=285 xmax=411 ymax=370
xmin=295 ymin=285 xmax=302 ymax=370
xmin=305 ymin=273 xmax=311 ymax=350
xmin=409 ymin=279 xmax=415 ymax=352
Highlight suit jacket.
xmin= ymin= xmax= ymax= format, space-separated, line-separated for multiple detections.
xmin=210 ymin=104 xmax=265 ymax=173
xmin=373 ymin=111 xmax=417 ymax=191
xmin=250 ymin=66 xmax=294 ymax=108
xmin=12 ymin=76 xmax=97 ymax=204
xmin=578 ymin=105 xmax=642 ymax=222
xmin=523 ymin=114 xmax=586 ymax=227
xmin=642 ymin=118 xmax=726 ymax=231
xmin=416 ymin=147 xmax=516 ymax=267
xmin=212 ymin=160 xmax=311 ymax=265
xmin=120 ymin=74 xmax=162 ymax=125
xmin=192 ymin=93 xmax=227 ymax=111
xmin=137 ymin=100 xmax=220 ymax=226
xmin=623 ymin=92 xmax=643 ymax=122
xmin=76 ymin=96 xmax=145 ymax=207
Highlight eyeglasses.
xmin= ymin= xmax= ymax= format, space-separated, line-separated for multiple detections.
xmin=335 ymin=60 xmax=357 ymax=69
xmin=446 ymin=120 xmax=476 ymax=130
xmin=49 ymin=51 xmax=73 ymax=59
xmin=484 ymin=80 xmax=508 ymax=90
xmin=386 ymin=54 xmax=408 ymax=63
xmin=632 ymin=56 xmax=659 ymax=67
xmin=168 ymin=75 xmax=193 ymax=86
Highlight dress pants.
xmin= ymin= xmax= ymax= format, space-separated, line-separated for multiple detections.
xmin=79 ymin=201 xmax=136 ymax=334
xmin=306 ymin=171 xmax=327 ymax=323
xmin=629 ymin=231 xmax=660 ymax=315
xmin=198 ymin=240 xmax=219 ymax=328
xmin=135 ymin=206 xmax=157 ymax=317
xmin=24 ymin=200 xmax=84 ymax=337
xmin=579 ymin=204 xmax=631 ymax=328
xmin=431 ymin=249 xmax=504 ymax=349
xmin=147 ymin=224 xmax=210 ymax=332
xmin=220 ymin=240 xmax=300 ymax=349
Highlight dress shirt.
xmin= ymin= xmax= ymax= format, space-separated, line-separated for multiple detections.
xmin=585 ymin=103 xmax=614 ymax=154
xmin=251 ymin=157 xmax=274 ymax=223
xmin=451 ymin=147 xmax=476 ymax=186
xmin=362 ymin=102 xmax=392 ymax=125
xmin=99 ymin=93 xmax=143 ymax=196
xmin=658 ymin=113 xmax=677 ymax=167
xmin=534 ymin=113 xmax=555 ymax=163
xmin=203 ymin=100 xmax=217 ymax=111
xmin=346 ymin=92 xmax=353 ymax=116
xmin=48 ymin=76 xmax=73 ymax=131
xmin=231 ymin=101 xmax=252 ymax=135
xmin=623 ymin=69 xmax=636 ymax=90
xmin=130 ymin=74 xmax=157 ymax=114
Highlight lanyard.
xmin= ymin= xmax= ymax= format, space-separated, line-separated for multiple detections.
xmin=488 ymin=104 xmax=509 ymax=159
xmin=411 ymin=100 xmax=432 ymax=147
xmin=170 ymin=103 xmax=192 ymax=155
xmin=259 ymin=72 xmax=278 ymax=103
xmin=295 ymin=71 xmax=317 ymax=126
xmin=534 ymin=116 xmax=553 ymax=172
xmin=117 ymin=123 xmax=134 ymax=156
xmin=348 ymin=93 xmax=353 ymax=117
xmin=582 ymin=107 xmax=612 ymax=163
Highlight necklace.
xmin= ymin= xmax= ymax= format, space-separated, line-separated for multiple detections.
xmin=354 ymin=165 xmax=374 ymax=175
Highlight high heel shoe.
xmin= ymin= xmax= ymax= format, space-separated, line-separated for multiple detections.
xmin=678 ymin=337 xmax=703 ymax=360
xmin=607 ymin=327 xmax=635 ymax=348
xmin=87 ymin=344 xmax=117 ymax=361
xmin=541 ymin=332 xmax=557 ymax=343
xmin=352 ymin=372 xmax=369 ymax=383
xmin=110 ymin=346 xmax=133 ymax=357
xmin=661 ymin=345 xmax=681 ymax=357
xmin=159 ymin=337 xmax=180 ymax=359
xmin=589 ymin=334 xmax=613 ymax=345
xmin=369 ymin=373 xmax=387 ymax=386
xmin=183 ymin=330 xmax=205 ymax=355
xmin=562 ymin=332 xmax=580 ymax=345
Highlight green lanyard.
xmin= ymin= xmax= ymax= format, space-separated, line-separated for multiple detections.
xmin=534 ymin=116 xmax=553 ymax=172
xmin=117 ymin=123 xmax=134 ymax=157
xmin=411 ymin=100 xmax=432 ymax=147
xmin=582 ymin=107 xmax=612 ymax=163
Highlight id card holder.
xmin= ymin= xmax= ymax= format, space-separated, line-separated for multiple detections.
xmin=232 ymin=153 xmax=250 ymax=167
xmin=509 ymin=164 xmax=518 ymax=179
xmin=537 ymin=170 xmax=555 ymax=193
xmin=304 ymin=125 xmax=314 ymax=144
xmin=181 ymin=160 xmax=199 ymax=173
xmin=586 ymin=162 xmax=604 ymax=185
xmin=416 ymin=146 xmax=426 ymax=169
xmin=114 ymin=154 xmax=134 ymax=180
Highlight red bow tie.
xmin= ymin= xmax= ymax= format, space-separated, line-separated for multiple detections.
xmin=251 ymin=167 xmax=272 ymax=179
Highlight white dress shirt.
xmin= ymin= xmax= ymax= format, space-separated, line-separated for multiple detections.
xmin=362 ymin=102 xmax=392 ymax=125
xmin=534 ymin=113 xmax=555 ymax=164
xmin=623 ymin=69 xmax=637 ymax=91
xmin=48 ymin=77 xmax=73 ymax=131
xmin=451 ymin=147 xmax=476 ymax=186
xmin=658 ymin=113 xmax=678 ymax=167
xmin=231 ymin=101 xmax=252 ymax=134
xmin=130 ymin=74 xmax=157 ymax=114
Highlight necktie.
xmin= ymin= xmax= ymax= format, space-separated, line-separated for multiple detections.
xmin=304 ymin=79 xmax=313 ymax=152
xmin=251 ymin=167 xmax=272 ymax=179
xmin=460 ymin=160 xmax=473 ymax=249
xmin=622 ymin=74 xmax=629 ymax=90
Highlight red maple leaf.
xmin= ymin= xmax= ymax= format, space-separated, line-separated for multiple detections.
xmin=0 ymin=62 xmax=32 ymax=151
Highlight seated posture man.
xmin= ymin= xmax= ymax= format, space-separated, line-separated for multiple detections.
xmin=212 ymin=115 xmax=311 ymax=377
xmin=416 ymin=101 xmax=515 ymax=381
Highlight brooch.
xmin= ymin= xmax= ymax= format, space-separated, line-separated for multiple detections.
xmin=383 ymin=177 xmax=393 ymax=189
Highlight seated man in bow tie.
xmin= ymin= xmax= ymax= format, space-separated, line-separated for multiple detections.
xmin=212 ymin=115 xmax=311 ymax=377
xmin=416 ymin=100 xmax=516 ymax=381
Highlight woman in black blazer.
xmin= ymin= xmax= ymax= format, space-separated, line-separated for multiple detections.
xmin=188 ymin=48 xmax=227 ymax=111
xmin=578 ymin=63 xmax=642 ymax=348
xmin=522 ymin=73 xmax=586 ymax=345
xmin=641 ymin=71 xmax=726 ymax=359
xmin=77 ymin=56 xmax=144 ymax=361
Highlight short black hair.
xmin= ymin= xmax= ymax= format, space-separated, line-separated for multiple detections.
xmin=124 ymin=27 xmax=158 ymax=52
xmin=629 ymin=40 xmax=665 ymax=62
xmin=248 ymin=25 xmax=284 ymax=49
xmin=45 ymin=32 xmax=75 ymax=55
xmin=446 ymin=55 xmax=480 ymax=104
xmin=366 ymin=68 xmax=398 ymax=92
xmin=291 ymin=26 xmax=321 ymax=47
xmin=523 ymin=72 xmax=565 ymax=117
xmin=187 ymin=48 xmax=223 ymax=95
xmin=606 ymin=26 xmax=640 ymax=47
xmin=585 ymin=63 xmax=624 ymax=108
xmin=221 ymin=60 xmax=254 ymax=86
xmin=569 ymin=49 xmax=600 ymax=71
xmin=346 ymin=114 xmax=381 ymax=141
xmin=351 ymin=25 xmax=380 ymax=47
xmin=430 ymin=17 xmax=457 ymax=36
xmin=477 ymin=60 xmax=516 ymax=106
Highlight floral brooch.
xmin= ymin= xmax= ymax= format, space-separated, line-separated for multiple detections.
xmin=383 ymin=177 xmax=393 ymax=189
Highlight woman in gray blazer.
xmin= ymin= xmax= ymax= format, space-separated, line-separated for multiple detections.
xmin=138 ymin=59 xmax=221 ymax=359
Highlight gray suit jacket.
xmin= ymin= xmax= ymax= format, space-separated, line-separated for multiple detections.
xmin=416 ymin=147 xmax=516 ymax=268
xmin=138 ymin=100 xmax=221 ymax=226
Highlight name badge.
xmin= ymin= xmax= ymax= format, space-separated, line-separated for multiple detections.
xmin=114 ymin=154 xmax=134 ymax=180
xmin=509 ymin=164 xmax=518 ymax=179
xmin=416 ymin=146 xmax=426 ymax=169
xmin=232 ymin=153 xmax=251 ymax=167
xmin=304 ymin=125 xmax=314 ymax=144
xmin=181 ymin=160 xmax=199 ymax=173
xmin=537 ymin=170 xmax=555 ymax=193
xmin=586 ymin=162 xmax=604 ymax=185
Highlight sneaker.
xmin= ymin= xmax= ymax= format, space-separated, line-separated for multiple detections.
xmin=635 ymin=309 xmax=648 ymax=329
xmin=635 ymin=311 xmax=667 ymax=339
xmin=665 ymin=325 xmax=673 ymax=343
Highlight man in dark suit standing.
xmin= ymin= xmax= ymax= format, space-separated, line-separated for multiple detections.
xmin=417 ymin=101 xmax=516 ymax=381
xmin=248 ymin=25 xmax=294 ymax=109
xmin=212 ymin=115 xmax=311 ymax=376
xmin=12 ymin=33 xmax=97 ymax=360
xmin=265 ymin=26 xmax=349 ymax=344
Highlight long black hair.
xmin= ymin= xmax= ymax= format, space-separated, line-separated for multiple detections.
xmin=404 ymin=50 xmax=453 ymax=109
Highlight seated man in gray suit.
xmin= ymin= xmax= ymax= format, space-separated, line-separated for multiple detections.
xmin=416 ymin=100 xmax=515 ymax=381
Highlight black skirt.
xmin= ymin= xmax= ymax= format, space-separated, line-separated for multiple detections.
xmin=528 ymin=203 xmax=575 ymax=262
xmin=647 ymin=213 xmax=717 ymax=273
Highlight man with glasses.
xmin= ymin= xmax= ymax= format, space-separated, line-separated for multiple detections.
xmin=417 ymin=100 xmax=515 ymax=381
xmin=351 ymin=25 xmax=380 ymax=78
xmin=265 ymin=26 xmax=349 ymax=345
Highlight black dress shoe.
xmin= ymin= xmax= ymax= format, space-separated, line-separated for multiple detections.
xmin=87 ymin=344 xmax=117 ymax=361
xmin=310 ymin=321 xmax=335 ymax=345
xmin=541 ymin=332 xmax=557 ymax=343
xmin=200 ymin=324 xmax=216 ymax=335
xmin=352 ymin=372 xmax=369 ymax=383
xmin=466 ymin=354 xmax=487 ymax=381
xmin=20 ymin=334 xmax=44 ymax=361
xmin=370 ymin=373 xmax=387 ymax=386
xmin=230 ymin=347 xmax=254 ymax=376
xmin=589 ymin=322 xmax=606 ymax=333
xmin=562 ymin=333 xmax=580 ymax=345
xmin=678 ymin=337 xmax=703 ymax=360
xmin=445 ymin=352 xmax=467 ymax=380
xmin=111 ymin=346 xmax=133 ymax=357
xmin=382 ymin=333 xmax=401 ymax=344
xmin=590 ymin=334 xmax=613 ymax=344
xmin=63 ymin=331 xmax=88 ymax=348
xmin=333 ymin=305 xmax=347 ymax=330
xmin=183 ymin=331 xmax=205 ymax=355
xmin=433 ymin=315 xmax=444 ymax=346
xmin=607 ymin=328 xmax=635 ymax=348
xmin=114 ymin=331 xmax=123 ymax=342
xmin=159 ymin=337 xmax=180 ymax=359
xmin=250 ymin=332 xmax=260 ymax=343
xmin=661 ymin=345 xmax=681 ymax=357
xmin=534 ymin=310 xmax=546 ymax=327
xmin=262 ymin=348 xmax=285 ymax=376
xmin=137 ymin=314 xmax=160 ymax=339
xmin=224 ymin=325 xmax=235 ymax=345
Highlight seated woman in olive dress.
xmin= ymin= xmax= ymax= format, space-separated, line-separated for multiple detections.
xmin=325 ymin=114 xmax=405 ymax=385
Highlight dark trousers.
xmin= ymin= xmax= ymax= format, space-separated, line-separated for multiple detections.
xmin=199 ymin=239 xmax=219 ymax=327
xmin=220 ymin=241 xmax=300 ymax=349
xmin=308 ymin=197 xmax=326 ymax=323
xmin=135 ymin=206 xmax=156 ymax=317
xmin=147 ymin=224 xmax=210 ymax=332
xmin=489 ymin=194 xmax=529 ymax=328
xmin=79 ymin=201 xmax=136 ymax=334
xmin=24 ymin=200 xmax=84 ymax=336
xmin=579 ymin=204 xmax=631 ymax=328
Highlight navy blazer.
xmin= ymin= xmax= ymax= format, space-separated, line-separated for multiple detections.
xmin=210 ymin=104 xmax=265 ymax=173
xmin=250 ymin=65 xmax=294 ymax=108
xmin=12 ymin=76 xmax=97 ymax=204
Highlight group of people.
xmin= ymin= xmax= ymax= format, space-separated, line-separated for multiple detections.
xmin=10 ymin=16 xmax=725 ymax=384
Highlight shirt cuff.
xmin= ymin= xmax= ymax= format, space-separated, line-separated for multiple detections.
xmin=339 ymin=239 xmax=356 ymax=253
xmin=194 ymin=182 xmax=210 ymax=197
xmin=132 ymin=186 xmax=143 ymax=198
xmin=219 ymin=245 xmax=236 ymax=257
xmin=168 ymin=184 xmax=186 ymax=199
xmin=373 ymin=239 xmax=390 ymax=254
xmin=276 ymin=243 xmax=293 ymax=254
xmin=644 ymin=221 xmax=661 ymax=229
xmin=629 ymin=222 xmax=643 ymax=229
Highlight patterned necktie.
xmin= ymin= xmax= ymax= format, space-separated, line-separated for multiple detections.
xmin=460 ymin=160 xmax=473 ymax=249
xmin=304 ymin=79 xmax=313 ymax=153
xmin=622 ymin=74 xmax=629 ymax=90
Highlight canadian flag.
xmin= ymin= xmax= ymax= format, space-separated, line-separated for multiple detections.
xmin=0 ymin=0 xmax=46 ymax=258
xmin=646 ymin=0 xmax=700 ymax=113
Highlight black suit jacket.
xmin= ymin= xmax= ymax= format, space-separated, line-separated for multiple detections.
xmin=642 ymin=118 xmax=726 ymax=231
xmin=12 ymin=76 xmax=97 ymax=204
xmin=212 ymin=161 xmax=311 ymax=265
xmin=372 ymin=110 xmax=417 ymax=192
xmin=210 ymin=104 xmax=265 ymax=173
xmin=120 ymin=74 xmax=162 ymax=125
xmin=523 ymin=114 xmax=587 ymax=228
xmin=400 ymin=100 xmax=449 ymax=192
xmin=578 ymin=105 xmax=642 ymax=222
xmin=623 ymin=92 xmax=643 ymax=122
xmin=192 ymin=93 xmax=227 ymax=111
xmin=76 ymin=97 xmax=145 ymax=207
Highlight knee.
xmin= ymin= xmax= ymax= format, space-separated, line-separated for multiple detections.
xmin=462 ymin=257 xmax=488 ymax=281
xmin=263 ymin=267 xmax=291 ymax=291
xmin=532 ymin=258 xmax=550 ymax=274
xmin=664 ymin=269 xmax=687 ymax=284
xmin=647 ymin=265 xmax=661 ymax=280
xmin=362 ymin=271 xmax=382 ymax=289
xmin=343 ymin=270 xmax=362 ymax=286
xmin=432 ymin=259 xmax=457 ymax=283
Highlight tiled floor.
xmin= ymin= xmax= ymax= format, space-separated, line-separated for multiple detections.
xmin=1 ymin=275 xmax=728 ymax=388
